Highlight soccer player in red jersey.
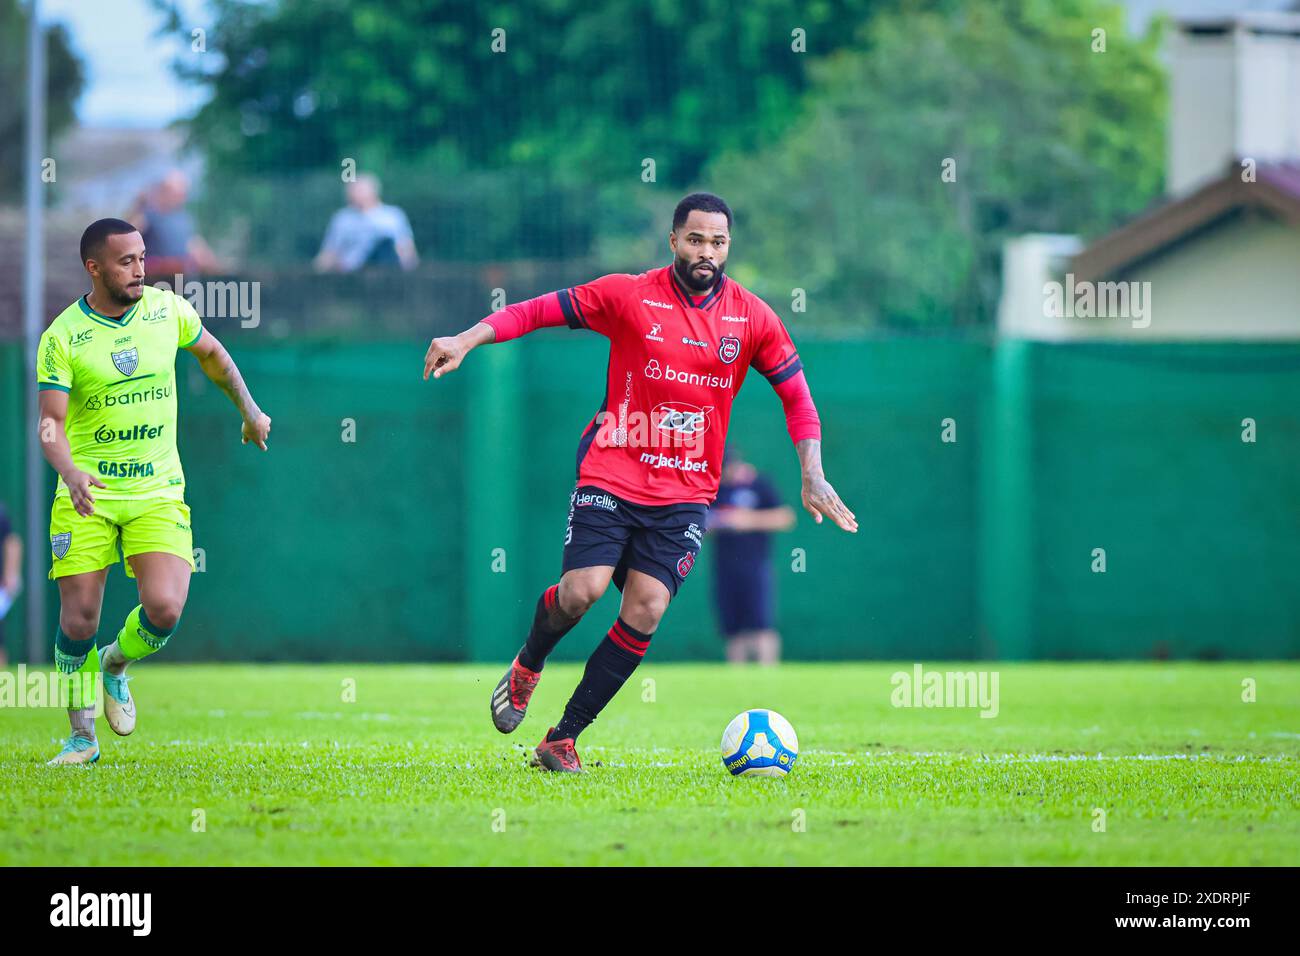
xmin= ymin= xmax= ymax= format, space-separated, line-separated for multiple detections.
xmin=423 ymin=193 xmax=856 ymax=772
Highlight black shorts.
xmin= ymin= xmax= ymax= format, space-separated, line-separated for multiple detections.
xmin=561 ymin=484 xmax=707 ymax=598
xmin=714 ymin=561 xmax=775 ymax=636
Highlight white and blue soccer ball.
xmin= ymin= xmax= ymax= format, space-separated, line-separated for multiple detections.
xmin=721 ymin=709 xmax=799 ymax=777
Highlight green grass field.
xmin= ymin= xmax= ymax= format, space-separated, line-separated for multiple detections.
xmin=1 ymin=662 xmax=1296 ymax=866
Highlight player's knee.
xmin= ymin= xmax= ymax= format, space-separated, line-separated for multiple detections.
xmin=557 ymin=577 xmax=604 ymax=618
xmin=60 ymin=609 xmax=100 ymax=643
xmin=622 ymin=591 xmax=670 ymax=632
xmin=142 ymin=597 xmax=184 ymax=634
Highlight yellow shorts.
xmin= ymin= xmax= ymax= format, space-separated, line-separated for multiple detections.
xmin=49 ymin=496 xmax=195 ymax=580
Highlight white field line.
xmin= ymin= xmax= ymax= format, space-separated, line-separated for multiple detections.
xmin=95 ymin=740 xmax=1296 ymax=771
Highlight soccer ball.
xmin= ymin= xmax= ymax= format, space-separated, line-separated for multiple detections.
xmin=720 ymin=709 xmax=799 ymax=777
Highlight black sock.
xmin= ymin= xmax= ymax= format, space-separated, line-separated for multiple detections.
xmin=551 ymin=618 xmax=652 ymax=741
xmin=518 ymin=584 xmax=580 ymax=672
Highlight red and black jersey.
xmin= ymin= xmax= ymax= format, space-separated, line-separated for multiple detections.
xmin=483 ymin=265 xmax=820 ymax=506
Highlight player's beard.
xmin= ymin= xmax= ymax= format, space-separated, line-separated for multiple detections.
xmin=104 ymin=275 xmax=145 ymax=309
xmin=673 ymin=254 xmax=724 ymax=294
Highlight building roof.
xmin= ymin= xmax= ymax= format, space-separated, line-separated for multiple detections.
xmin=1070 ymin=160 xmax=1300 ymax=282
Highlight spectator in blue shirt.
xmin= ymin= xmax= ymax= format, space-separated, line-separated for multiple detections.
xmin=314 ymin=174 xmax=419 ymax=273
xmin=126 ymin=170 xmax=220 ymax=276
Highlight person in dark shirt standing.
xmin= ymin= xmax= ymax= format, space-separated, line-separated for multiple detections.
xmin=0 ymin=500 xmax=22 ymax=669
xmin=708 ymin=446 xmax=795 ymax=664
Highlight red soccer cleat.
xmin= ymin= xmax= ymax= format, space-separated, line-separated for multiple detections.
xmin=532 ymin=728 xmax=583 ymax=773
xmin=490 ymin=656 xmax=541 ymax=734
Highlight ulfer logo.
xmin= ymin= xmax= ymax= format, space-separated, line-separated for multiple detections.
xmin=50 ymin=886 xmax=151 ymax=936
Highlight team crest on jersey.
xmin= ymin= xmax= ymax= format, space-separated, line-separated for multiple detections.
xmin=111 ymin=347 xmax=139 ymax=376
xmin=51 ymin=532 xmax=71 ymax=560
xmin=718 ymin=336 xmax=741 ymax=364
xmin=677 ymin=552 xmax=696 ymax=578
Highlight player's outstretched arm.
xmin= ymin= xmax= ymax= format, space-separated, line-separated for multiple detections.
xmin=36 ymin=390 xmax=105 ymax=517
xmin=796 ymin=438 xmax=858 ymax=533
xmin=186 ymin=330 xmax=272 ymax=451
xmin=426 ymin=288 xmax=586 ymax=381
xmin=424 ymin=321 xmax=494 ymax=380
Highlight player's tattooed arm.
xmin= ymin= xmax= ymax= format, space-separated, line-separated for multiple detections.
xmin=795 ymin=439 xmax=858 ymax=533
xmin=424 ymin=321 xmax=495 ymax=380
xmin=186 ymin=330 xmax=272 ymax=451
xmin=37 ymin=389 xmax=105 ymax=517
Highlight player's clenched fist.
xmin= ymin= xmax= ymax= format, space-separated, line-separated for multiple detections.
xmin=423 ymin=335 xmax=469 ymax=380
xmin=63 ymin=469 xmax=106 ymax=518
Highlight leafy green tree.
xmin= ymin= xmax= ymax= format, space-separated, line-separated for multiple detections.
xmin=711 ymin=0 xmax=1166 ymax=329
xmin=155 ymin=0 xmax=886 ymax=184
xmin=0 ymin=0 xmax=84 ymax=203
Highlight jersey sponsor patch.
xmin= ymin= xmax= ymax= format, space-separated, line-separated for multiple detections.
xmin=653 ymin=402 xmax=712 ymax=437
xmin=573 ymin=490 xmax=618 ymax=511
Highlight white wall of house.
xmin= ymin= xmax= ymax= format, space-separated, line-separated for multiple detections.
xmin=1169 ymin=13 xmax=1300 ymax=195
xmin=997 ymin=13 xmax=1300 ymax=342
xmin=1000 ymin=216 xmax=1300 ymax=340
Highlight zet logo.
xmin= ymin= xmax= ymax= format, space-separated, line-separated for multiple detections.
xmin=652 ymin=402 xmax=713 ymax=436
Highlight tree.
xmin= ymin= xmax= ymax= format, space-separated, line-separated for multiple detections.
xmin=154 ymin=0 xmax=886 ymax=185
xmin=0 ymin=0 xmax=85 ymax=203
xmin=710 ymin=0 xmax=1167 ymax=329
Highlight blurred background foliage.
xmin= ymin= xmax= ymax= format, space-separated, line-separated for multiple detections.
xmin=0 ymin=0 xmax=84 ymax=203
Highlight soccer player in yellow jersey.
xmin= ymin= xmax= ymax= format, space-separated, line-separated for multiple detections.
xmin=37 ymin=218 xmax=272 ymax=765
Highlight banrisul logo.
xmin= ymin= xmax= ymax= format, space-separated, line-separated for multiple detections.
xmin=49 ymin=885 xmax=152 ymax=936
xmin=85 ymin=384 xmax=171 ymax=410
xmin=111 ymin=347 xmax=139 ymax=376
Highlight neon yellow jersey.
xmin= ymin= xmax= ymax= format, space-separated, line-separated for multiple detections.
xmin=37 ymin=286 xmax=204 ymax=501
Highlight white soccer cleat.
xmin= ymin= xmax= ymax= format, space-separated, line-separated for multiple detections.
xmin=102 ymin=669 xmax=136 ymax=736
xmin=47 ymin=735 xmax=100 ymax=766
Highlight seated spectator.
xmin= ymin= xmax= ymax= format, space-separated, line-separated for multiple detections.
xmin=126 ymin=170 xmax=220 ymax=278
xmin=314 ymin=174 xmax=419 ymax=273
